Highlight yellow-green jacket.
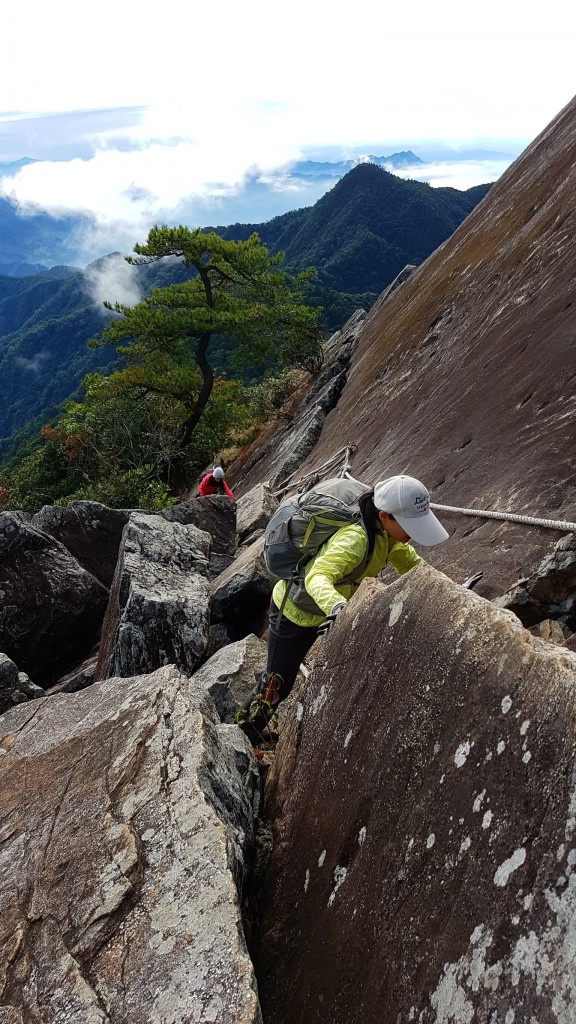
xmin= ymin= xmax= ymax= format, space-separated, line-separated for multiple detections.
xmin=272 ymin=523 xmax=422 ymax=627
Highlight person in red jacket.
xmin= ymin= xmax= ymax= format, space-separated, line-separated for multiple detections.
xmin=198 ymin=466 xmax=236 ymax=499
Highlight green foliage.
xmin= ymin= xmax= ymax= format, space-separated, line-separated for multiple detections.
xmin=0 ymin=437 xmax=71 ymax=513
xmin=90 ymin=227 xmax=323 ymax=480
xmin=0 ymin=271 xmax=119 ymax=459
xmin=234 ymin=687 xmax=279 ymax=748
xmin=66 ymin=469 xmax=173 ymax=512
xmin=1 ymin=170 xmax=491 ymax=459
xmin=0 ymin=368 xmax=249 ymax=513
xmin=244 ymin=370 xmax=299 ymax=421
xmin=302 ymin=278 xmax=378 ymax=332
xmin=1 ymin=228 xmax=322 ymax=509
xmin=215 ymin=166 xmax=491 ymax=312
xmin=95 ymin=228 xmax=322 ymax=373
xmin=0 ymin=438 xmax=173 ymax=515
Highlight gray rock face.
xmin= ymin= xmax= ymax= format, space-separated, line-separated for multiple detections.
xmin=258 ymin=565 xmax=576 ymax=1024
xmin=0 ymin=512 xmax=108 ymax=686
xmin=161 ymin=494 xmax=237 ymax=578
xmin=0 ymin=653 xmax=44 ymax=715
xmin=210 ymin=536 xmax=275 ymax=644
xmin=368 ymin=262 xmax=417 ymax=317
xmin=495 ymin=532 xmax=576 ymax=631
xmin=320 ymin=307 xmax=366 ymax=368
xmin=31 ymin=501 xmax=130 ymax=588
xmin=0 ymin=665 xmax=262 ymax=1023
xmin=96 ymin=513 xmax=211 ymax=681
xmin=236 ymin=484 xmax=278 ymax=547
xmin=191 ymin=634 xmax=268 ymax=722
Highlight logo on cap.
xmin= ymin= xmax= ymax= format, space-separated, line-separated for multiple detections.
xmin=413 ymin=492 xmax=429 ymax=515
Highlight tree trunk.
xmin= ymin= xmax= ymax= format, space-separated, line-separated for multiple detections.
xmin=170 ymin=333 xmax=214 ymax=490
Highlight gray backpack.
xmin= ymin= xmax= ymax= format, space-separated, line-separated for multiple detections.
xmin=263 ymin=476 xmax=373 ymax=615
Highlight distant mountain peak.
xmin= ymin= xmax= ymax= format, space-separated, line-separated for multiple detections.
xmin=358 ymin=150 xmax=424 ymax=168
xmin=290 ymin=150 xmax=424 ymax=181
xmin=0 ymin=157 xmax=37 ymax=177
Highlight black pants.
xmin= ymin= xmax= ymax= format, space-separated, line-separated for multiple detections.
xmin=266 ymin=600 xmax=319 ymax=701
xmin=238 ymin=601 xmax=318 ymax=741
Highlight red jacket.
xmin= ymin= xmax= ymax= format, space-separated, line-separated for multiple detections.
xmin=198 ymin=472 xmax=235 ymax=499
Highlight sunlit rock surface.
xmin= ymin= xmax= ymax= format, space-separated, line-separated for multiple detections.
xmin=161 ymin=493 xmax=237 ymax=579
xmin=191 ymin=633 xmax=268 ymax=723
xmin=258 ymin=565 xmax=576 ymax=1023
xmin=236 ymin=484 xmax=279 ymax=548
xmin=96 ymin=513 xmax=211 ymax=681
xmin=0 ymin=666 xmax=262 ymax=1023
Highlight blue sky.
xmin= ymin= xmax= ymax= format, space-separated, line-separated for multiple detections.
xmin=1 ymin=0 xmax=575 ymax=261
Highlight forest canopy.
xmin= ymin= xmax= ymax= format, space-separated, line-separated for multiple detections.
xmin=0 ymin=228 xmax=323 ymax=512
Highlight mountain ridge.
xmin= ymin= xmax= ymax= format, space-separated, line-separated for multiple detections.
xmin=0 ymin=166 xmax=491 ymax=460
xmin=212 ymin=164 xmax=491 ymax=297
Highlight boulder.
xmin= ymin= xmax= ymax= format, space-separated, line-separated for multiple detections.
xmin=161 ymin=494 xmax=237 ymax=578
xmin=0 ymin=512 xmax=108 ymax=686
xmin=236 ymin=484 xmax=278 ymax=546
xmin=495 ymin=532 xmax=576 ymax=630
xmin=46 ymin=650 xmax=99 ymax=694
xmin=96 ymin=513 xmax=211 ymax=681
xmin=0 ymin=665 xmax=262 ymax=1023
xmin=565 ymin=633 xmax=576 ymax=653
xmin=31 ymin=501 xmax=130 ymax=588
xmin=204 ymin=622 xmax=237 ymax=662
xmin=191 ymin=634 xmax=268 ymax=722
xmin=209 ymin=536 xmax=275 ymax=644
xmin=257 ymin=564 xmax=576 ymax=1024
xmin=528 ymin=618 xmax=567 ymax=645
xmin=0 ymin=653 xmax=44 ymax=715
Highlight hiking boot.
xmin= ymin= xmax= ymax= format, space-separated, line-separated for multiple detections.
xmin=260 ymin=672 xmax=281 ymax=706
xmin=235 ymin=672 xmax=284 ymax=743
xmin=238 ymin=671 xmax=283 ymax=716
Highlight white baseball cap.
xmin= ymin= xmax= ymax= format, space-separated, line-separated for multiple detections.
xmin=212 ymin=466 xmax=225 ymax=480
xmin=373 ymin=475 xmax=449 ymax=546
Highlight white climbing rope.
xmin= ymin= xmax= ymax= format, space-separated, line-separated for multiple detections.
xmin=273 ymin=450 xmax=576 ymax=532
xmin=339 ymin=444 xmax=355 ymax=478
xmin=429 ymin=503 xmax=576 ymax=533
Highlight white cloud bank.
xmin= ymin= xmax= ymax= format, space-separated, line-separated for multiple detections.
xmin=1 ymin=0 xmax=574 ymax=260
xmin=394 ymin=158 xmax=513 ymax=191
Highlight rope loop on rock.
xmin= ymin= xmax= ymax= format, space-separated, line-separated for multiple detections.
xmin=270 ymin=444 xmax=357 ymax=498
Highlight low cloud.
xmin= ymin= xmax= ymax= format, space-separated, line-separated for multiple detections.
xmin=0 ymin=135 xmax=309 ymax=260
xmin=15 ymin=351 xmax=51 ymax=373
xmin=1 ymin=145 xmax=510 ymax=225
xmin=0 ymin=128 xmax=517 ymax=268
xmin=84 ymin=253 xmax=144 ymax=312
xmin=393 ymin=158 xmax=514 ymax=190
